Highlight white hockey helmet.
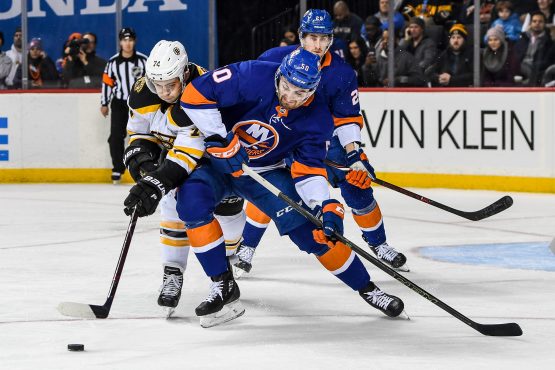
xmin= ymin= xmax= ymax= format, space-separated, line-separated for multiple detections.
xmin=145 ymin=40 xmax=189 ymax=93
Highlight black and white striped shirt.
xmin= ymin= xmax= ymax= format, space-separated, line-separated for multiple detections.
xmin=101 ymin=50 xmax=148 ymax=106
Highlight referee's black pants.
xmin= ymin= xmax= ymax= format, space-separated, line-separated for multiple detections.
xmin=108 ymin=98 xmax=128 ymax=174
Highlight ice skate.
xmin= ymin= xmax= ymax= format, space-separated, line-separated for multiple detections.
xmin=195 ymin=270 xmax=244 ymax=328
xmin=369 ymin=241 xmax=409 ymax=272
xmin=158 ymin=263 xmax=184 ymax=318
xmin=232 ymin=244 xmax=256 ymax=279
xmin=359 ymin=281 xmax=404 ymax=318
xmin=111 ymin=172 xmax=122 ymax=185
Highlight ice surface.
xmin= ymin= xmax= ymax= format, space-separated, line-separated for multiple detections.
xmin=1 ymin=184 xmax=554 ymax=369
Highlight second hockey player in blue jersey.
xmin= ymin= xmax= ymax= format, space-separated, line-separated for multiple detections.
xmin=175 ymin=48 xmax=404 ymax=327
xmin=235 ymin=9 xmax=408 ymax=277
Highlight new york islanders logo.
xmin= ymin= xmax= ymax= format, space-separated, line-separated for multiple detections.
xmin=233 ymin=120 xmax=279 ymax=159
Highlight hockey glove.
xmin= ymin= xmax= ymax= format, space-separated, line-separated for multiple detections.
xmin=312 ymin=199 xmax=345 ymax=247
xmin=345 ymin=148 xmax=375 ymax=189
xmin=123 ymin=141 xmax=161 ymax=182
xmin=204 ymin=132 xmax=249 ymax=177
xmin=124 ymin=174 xmax=167 ymax=217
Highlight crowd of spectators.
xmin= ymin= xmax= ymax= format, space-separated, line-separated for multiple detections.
xmin=0 ymin=28 xmax=109 ymax=90
xmin=2 ymin=0 xmax=555 ymax=89
xmin=280 ymin=0 xmax=555 ymax=87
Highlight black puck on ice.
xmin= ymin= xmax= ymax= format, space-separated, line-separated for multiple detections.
xmin=67 ymin=344 xmax=84 ymax=351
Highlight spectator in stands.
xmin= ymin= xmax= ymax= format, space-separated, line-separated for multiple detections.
xmin=515 ymin=11 xmax=554 ymax=86
xmin=541 ymin=45 xmax=555 ymax=86
xmin=482 ymin=26 xmax=520 ymax=86
xmin=362 ymin=28 xmax=426 ymax=87
xmin=537 ymin=0 xmax=555 ymax=24
xmin=454 ymin=0 xmax=496 ymax=25
xmin=0 ymin=31 xmax=13 ymax=89
xmin=5 ymin=27 xmax=22 ymax=88
xmin=62 ymin=32 xmax=106 ymax=88
xmin=282 ymin=26 xmax=298 ymax=44
xmin=486 ymin=1 xmax=522 ymax=43
xmin=279 ymin=27 xmax=297 ymax=47
xmin=12 ymin=38 xmax=58 ymax=88
xmin=513 ymin=0 xmax=542 ymax=23
xmin=332 ymin=1 xmax=363 ymax=43
xmin=361 ymin=16 xmax=383 ymax=54
xmin=345 ymin=36 xmax=369 ymax=86
xmin=373 ymin=0 xmax=405 ymax=32
xmin=279 ymin=38 xmax=295 ymax=47
xmin=426 ymin=23 xmax=473 ymax=87
xmin=399 ymin=17 xmax=438 ymax=73
xmin=401 ymin=0 xmax=454 ymax=25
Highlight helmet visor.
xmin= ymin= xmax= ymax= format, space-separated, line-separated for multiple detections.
xmin=148 ymin=77 xmax=182 ymax=103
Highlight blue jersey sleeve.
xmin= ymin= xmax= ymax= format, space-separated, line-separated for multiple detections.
xmin=257 ymin=45 xmax=298 ymax=63
xmin=181 ymin=61 xmax=279 ymax=110
xmin=324 ymin=56 xmax=363 ymax=129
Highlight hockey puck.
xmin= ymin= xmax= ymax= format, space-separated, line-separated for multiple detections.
xmin=67 ymin=344 xmax=84 ymax=352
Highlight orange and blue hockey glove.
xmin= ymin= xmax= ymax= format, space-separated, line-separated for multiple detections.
xmin=345 ymin=148 xmax=375 ymax=189
xmin=312 ymin=199 xmax=345 ymax=247
xmin=204 ymin=132 xmax=249 ymax=177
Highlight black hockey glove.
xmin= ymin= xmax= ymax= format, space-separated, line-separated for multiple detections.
xmin=124 ymin=174 xmax=167 ymax=217
xmin=123 ymin=141 xmax=161 ymax=182
xmin=123 ymin=159 xmax=189 ymax=217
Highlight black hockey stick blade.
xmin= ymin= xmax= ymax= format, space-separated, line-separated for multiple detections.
xmin=474 ymin=322 xmax=523 ymax=337
xmin=57 ymin=302 xmax=110 ymax=319
xmin=324 ymin=159 xmax=513 ymax=221
xmin=459 ymin=195 xmax=513 ymax=221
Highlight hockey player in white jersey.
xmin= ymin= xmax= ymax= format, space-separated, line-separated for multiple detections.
xmin=122 ymin=40 xmax=245 ymax=317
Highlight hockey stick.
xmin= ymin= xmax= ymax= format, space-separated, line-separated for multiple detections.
xmin=242 ymin=164 xmax=522 ymax=337
xmin=57 ymin=207 xmax=139 ymax=319
xmin=324 ymin=159 xmax=513 ymax=221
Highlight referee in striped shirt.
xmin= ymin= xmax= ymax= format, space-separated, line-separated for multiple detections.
xmin=100 ymin=27 xmax=147 ymax=183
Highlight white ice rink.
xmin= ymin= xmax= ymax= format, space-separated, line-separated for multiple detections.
xmin=1 ymin=184 xmax=554 ymax=370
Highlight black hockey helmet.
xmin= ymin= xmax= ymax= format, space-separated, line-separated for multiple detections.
xmin=119 ymin=27 xmax=136 ymax=40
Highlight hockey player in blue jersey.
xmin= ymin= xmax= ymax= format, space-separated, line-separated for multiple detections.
xmin=234 ymin=9 xmax=408 ymax=277
xmin=174 ymin=49 xmax=404 ymax=327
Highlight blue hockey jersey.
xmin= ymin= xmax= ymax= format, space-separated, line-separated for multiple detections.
xmin=180 ymin=60 xmax=334 ymax=184
xmin=258 ymin=45 xmax=363 ymax=132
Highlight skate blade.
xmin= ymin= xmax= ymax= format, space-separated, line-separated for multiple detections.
xmin=232 ymin=265 xmax=248 ymax=280
xmin=394 ymin=264 xmax=410 ymax=272
xmin=165 ymin=307 xmax=175 ymax=319
xmin=398 ymin=310 xmax=410 ymax=320
xmin=199 ymin=300 xmax=245 ymax=328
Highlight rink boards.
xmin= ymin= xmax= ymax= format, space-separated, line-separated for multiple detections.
xmin=0 ymin=89 xmax=554 ymax=192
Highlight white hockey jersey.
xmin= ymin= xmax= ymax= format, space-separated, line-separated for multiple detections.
xmin=126 ymin=63 xmax=208 ymax=176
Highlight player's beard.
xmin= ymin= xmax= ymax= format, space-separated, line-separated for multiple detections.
xmin=279 ymin=96 xmax=299 ymax=110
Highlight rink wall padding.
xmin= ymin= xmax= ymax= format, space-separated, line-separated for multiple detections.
xmin=0 ymin=89 xmax=553 ymax=192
